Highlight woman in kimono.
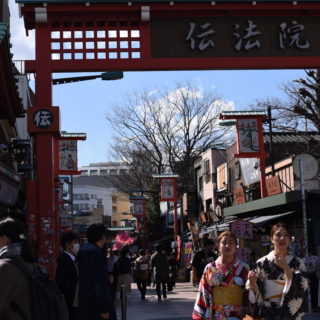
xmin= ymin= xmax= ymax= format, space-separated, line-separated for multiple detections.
xmin=192 ymin=231 xmax=249 ymax=320
xmin=247 ymin=222 xmax=308 ymax=320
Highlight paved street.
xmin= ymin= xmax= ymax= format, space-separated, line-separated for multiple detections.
xmin=116 ymin=282 xmax=320 ymax=320
xmin=116 ymin=282 xmax=198 ymax=320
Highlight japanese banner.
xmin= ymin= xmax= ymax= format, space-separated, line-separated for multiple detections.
xmin=237 ymin=247 xmax=251 ymax=265
xmin=133 ymin=199 xmax=145 ymax=217
xmin=230 ymin=219 xmax=253 ymax=239
xmin=58 ymin=140 xmax=78 ymax=171
xmin=160 ymin=178 xmax=176 ymax=201
xmin=237 ymin=119 xmax=259 ymax=153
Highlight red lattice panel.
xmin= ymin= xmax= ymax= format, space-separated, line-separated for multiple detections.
xmin=49 ymin=20 xmax=141 ymax=62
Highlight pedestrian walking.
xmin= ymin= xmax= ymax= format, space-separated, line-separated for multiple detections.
xmin=0 ymin=217 xmax=33 ymax=320
xmin=167 ymin=252 xmax=178 ymax=292
xmin=134 ymin=249 xmax=150 ymax=299
xmin=78 ymin=223 xmax=116 ymax=320
xmin=55 ymin=232 xmax=80 ymax=320
xmin=113 ymin=247 xmax=132 ymax=298
xmin=106 ymin=248 xmax=118 ymax=285
xmin=151 ymin=244 xmax=169 ymax=301
xmin=192 ymin=230 xmax=249 ymax=320
xmin=192 ymin=238 xmax=217 ymax=286
xmin=246 ymin=222 xmax=308 ymax=320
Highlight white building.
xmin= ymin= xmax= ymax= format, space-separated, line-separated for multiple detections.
xmin=73 ymin=176 xmax=116 ymax=218
xmin=79 ymin=162 xmax=129 ymax=176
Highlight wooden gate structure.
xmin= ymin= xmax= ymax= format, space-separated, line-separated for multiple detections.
xmin=17 ymin=0 xmax=320 ymax=274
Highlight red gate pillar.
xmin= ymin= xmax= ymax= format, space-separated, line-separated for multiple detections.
xmin=29 ymin=21 xmax=59 ymax=277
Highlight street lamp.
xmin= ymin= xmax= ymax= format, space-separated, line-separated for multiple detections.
xmin=52 ymin=71 xmax=124 ymax=85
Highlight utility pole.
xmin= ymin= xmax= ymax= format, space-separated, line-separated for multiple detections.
xmin=268 ymin=106 xmax=275 ymax=176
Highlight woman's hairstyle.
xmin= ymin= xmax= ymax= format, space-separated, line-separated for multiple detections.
xmin=216 ymin=230 xmax=237 ymax=247
xmin=0 ymin=218 xmax=34 ymax=262
xmin=270 ymin=222 xmax=291 ymax=238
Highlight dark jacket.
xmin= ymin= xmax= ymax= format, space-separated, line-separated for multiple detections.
xmin=0 ymin=243 xmax=32 ymax=320
xmin=55 ymin=251 xmax=78 ymax=309
xmin=78 ymin=243 xmax=116 ymax=320
xmin=150 ymin=252 xmax=169 ymax=282
xmin=192 ymin=249 xmax=216 ymax=279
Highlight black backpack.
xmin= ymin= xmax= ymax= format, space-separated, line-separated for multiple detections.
xmin=6 ymin=257 xmax=69 ymax=320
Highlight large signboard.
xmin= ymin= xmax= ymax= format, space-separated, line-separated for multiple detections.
xmin=152 ymin=16 xmax=317 ymax=58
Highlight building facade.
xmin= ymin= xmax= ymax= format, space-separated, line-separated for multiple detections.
xmin=79 ymin=162 xmax=129 ymax=176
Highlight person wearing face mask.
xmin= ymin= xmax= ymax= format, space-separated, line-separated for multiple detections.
xmin=246 ymin=222 xmax=308 ymax=320
xmin=78 ymin=223 xmax=117 ymax=320
xmin=55 ymin=232 xmax=80 ymax=320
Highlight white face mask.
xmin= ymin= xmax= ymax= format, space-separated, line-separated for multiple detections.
xmin=73 ymin=243 xmax=80 ymax=255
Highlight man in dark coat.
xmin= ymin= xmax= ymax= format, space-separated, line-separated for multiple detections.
xmin=191 ymin=238 xmax=216 ymax=285
xmin=78 ymin=224 xmax=117 ymax=320
xmin=55 ymin=232 xmax=80 ymax=320
xmin=150 ymin=245 xmax=169 ymax=301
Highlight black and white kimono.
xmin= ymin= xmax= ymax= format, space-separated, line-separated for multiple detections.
xmin=246 ymin=251 xmax=308 ymax=320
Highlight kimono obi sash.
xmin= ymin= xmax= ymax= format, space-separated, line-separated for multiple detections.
xmin=264 ymin=279 xmax=285 ymax=304
xmin=212 ymin=284 xmax=243 ymax=306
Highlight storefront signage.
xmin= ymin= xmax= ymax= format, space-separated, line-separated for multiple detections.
xmin=237 ymin=247 xmax=251 ymax=265
xmin=234 ymin=187 xmax=246 ymax=205
xmin=152 ymin=17 xmax=318 ymax=58
xmin=230 ymin=219 xmax=253 ymax=239
xmin=266 ymin=175 xmax=282 ymax=196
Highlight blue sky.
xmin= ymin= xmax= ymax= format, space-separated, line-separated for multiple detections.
xmin=10 ymin=2 xmax=305 ymax=167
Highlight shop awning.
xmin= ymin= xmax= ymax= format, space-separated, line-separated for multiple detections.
xmin=223 ymin=190 xmax=301 ymax=218
xmin=249 ymin=211 xmax=294 ymax=225
xmin=199 ymin=211 xmax=295 ymax=236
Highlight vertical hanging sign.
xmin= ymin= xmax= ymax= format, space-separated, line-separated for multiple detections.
xmin=237 ymin=119 xmax=259 ymax=153
xmin=132 ymin=198 xmax=146 ymax=217
xmin=54 ymin=135 xmax=86 ymax=175
xmin=59 ymin=140 xmax=77 ymax=171
xmin=160 ymin=178 xmax=176 ymax=201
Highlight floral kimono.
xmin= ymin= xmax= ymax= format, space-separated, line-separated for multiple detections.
xmin=192 ymin=256 xmax=249 ymax=320
xmin=246 ymin=251 xmax=308 ymax=320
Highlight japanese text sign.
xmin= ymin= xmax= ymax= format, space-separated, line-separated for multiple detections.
xmin=230 ymin=219 xmax=253 ymax=239
xmin=237 ymin=247 xmax=251 ymax=265
xmin=152 ymin=16 xmax=318 ymax=58
xmin=266 ymin=175 xmax=282 ymax=196
xmin=234 ymin=187 xmax=246 ymax=205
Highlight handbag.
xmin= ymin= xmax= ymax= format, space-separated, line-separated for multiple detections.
xmin=243 ymin=291 xmax=264 ymax=320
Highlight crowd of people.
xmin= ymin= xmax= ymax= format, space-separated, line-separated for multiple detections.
xmin=0 ymin=218 xmax=178 ymax=320
xmin=0 ymin=217 xmax=316 ymax=320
